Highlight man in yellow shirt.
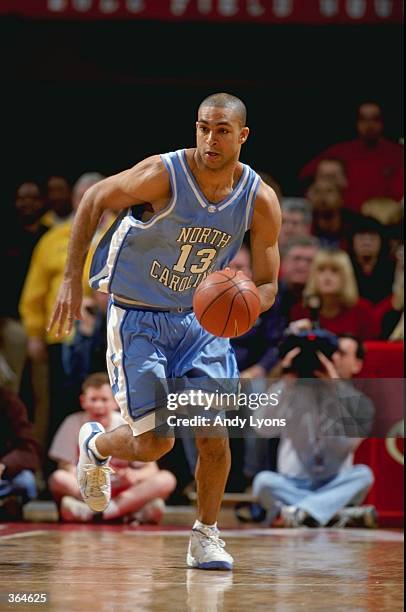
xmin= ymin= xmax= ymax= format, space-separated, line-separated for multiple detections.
xmin=20 ymin=172 xmax=105 ymax=449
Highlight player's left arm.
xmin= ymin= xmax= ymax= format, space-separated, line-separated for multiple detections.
xmin=250 ymin=182 xmax=281 ymax=313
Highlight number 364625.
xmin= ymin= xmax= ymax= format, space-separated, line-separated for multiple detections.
xmin=8 ymin=593 xmax=47 ymax=603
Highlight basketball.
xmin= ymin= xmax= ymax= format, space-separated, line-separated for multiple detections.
xmin=193 ymin=269 xmax=261 ymax=338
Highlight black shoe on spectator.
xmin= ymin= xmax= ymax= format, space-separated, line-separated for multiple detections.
xmin=0 ymin=495 xmax=23 ymax=521
xmin=235 ymin=502 xmax=267 ymax=523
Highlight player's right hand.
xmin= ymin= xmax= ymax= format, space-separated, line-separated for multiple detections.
xmin=47 ymin=277 xmax=83 ymax=338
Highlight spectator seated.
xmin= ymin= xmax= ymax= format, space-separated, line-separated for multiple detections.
xmin=48 ymin=373 xmax=176 ymax=524
xmin=0 ymin=388 xmax=41 ymax=520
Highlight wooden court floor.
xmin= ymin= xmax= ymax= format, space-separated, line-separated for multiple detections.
xmin=0 ymin=523 xmax=403 ymax=611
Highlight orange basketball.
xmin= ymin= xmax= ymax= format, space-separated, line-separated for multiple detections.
xmin=193 ymin=269 xmax=261 ymax=338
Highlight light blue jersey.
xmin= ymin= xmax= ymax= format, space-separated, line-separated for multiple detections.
xmin=91 ymin=149 xmax=262 ymax=435
xmin=89 ymin=149 xmax=261 ymax=309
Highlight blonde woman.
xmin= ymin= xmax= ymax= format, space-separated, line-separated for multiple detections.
xmin=375 ymin=245 xmax=404 ymax=340
xmin=290 ymin=249 xmax=379 ymax=340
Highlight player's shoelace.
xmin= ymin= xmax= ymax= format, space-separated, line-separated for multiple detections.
xmin=195 ymin=530 xmax=227 ymax=554
xmin=82 ymin=464 xmax=114 ymax=496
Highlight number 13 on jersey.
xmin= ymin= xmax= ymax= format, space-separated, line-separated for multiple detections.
xmin=173 ymin=244 xmax=217 ymax=274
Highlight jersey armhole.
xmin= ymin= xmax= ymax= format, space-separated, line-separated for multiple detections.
xmin=160 ymin=153 xmax=178 ymax=206
xmin=245 ymin=173 xmax=261 ymax=231
xmin=125 ymin=154 xmax=178 ymax=228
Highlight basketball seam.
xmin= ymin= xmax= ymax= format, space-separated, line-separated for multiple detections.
xmin=195 ymin=275 xmax=257 ymax=297
xmin=195 ymin=277 xmax=236 ymax=292
xmin=220 ymin=291 xmax=241 ymax=337
xmin=240 ymin=289 xmax=260 ymax=300
xmin=196 ymin=275 xmax=260 ymax=336
xmin=198 ymin=284 xmax=239 ymax=323
xmin=228 ymin=276 xmax=254 ymax=290
xmin=194 ymin=270 xmax=238 ymax=295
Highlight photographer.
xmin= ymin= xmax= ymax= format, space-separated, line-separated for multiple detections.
xmin=251 ymin=327 xmax=376 ymax=528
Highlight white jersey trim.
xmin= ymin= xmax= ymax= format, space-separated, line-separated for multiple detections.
xmin=97 ymin=214 xmax=134 ymax=293
xmin=245 ymin=173 xmax=260 ymax=231
xmin=177 ymin=150 xmax=207 ymax=209
xmin=217 ymin=166 xmax=250 ymax=211
xmin=106 ymin=303 xmax=157 ymax=437
xmin=178 ymin=149 xmax=251 ymax=212
xmin=129 ymin=153 xmax=178 ymax=229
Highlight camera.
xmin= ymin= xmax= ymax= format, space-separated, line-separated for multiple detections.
xmin=278 ymin=328 xmax=339 ymax=377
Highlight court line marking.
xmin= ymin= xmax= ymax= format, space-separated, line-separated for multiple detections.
xmin=123 ymin=528 xmax=404 ymax=541
xmin=59 ymin=580 xmax=406 ymax=583
xmin=0 ymin=530 xmax=49 ymax=540
xmin=0 ymin=527 xmax=402 ymax=542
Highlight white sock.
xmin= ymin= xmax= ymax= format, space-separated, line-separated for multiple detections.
xmin=193 ymin=519 xmax=217 ymax=531
xmin=103 ymin=501 xmax=119 ymax=520
xmin=88 ymin=433 xmax=109 ymax=461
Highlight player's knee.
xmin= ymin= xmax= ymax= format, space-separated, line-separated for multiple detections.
xmin=48 ymin=469 xmax=68 ymax=494
xmin=252 ymin=471 xmax=273 ymax=497
xmin=195 ymin=436 xmax=230 ymax=461
xmin=354 ymin=464 xmax=375 ymax=488
xmin=156 ymin=470 xmax=177 ymax=497
xmin=129 ymin=433 xmax=175 ymax=461
xmin=148 ymin=436 xmax=175 ymax=460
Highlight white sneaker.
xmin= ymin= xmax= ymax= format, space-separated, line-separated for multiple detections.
xmin=60 ymin=496 xmax=94 ymax=522
xmin=187 ymin=525 xmax=233 ymax=570
xmin=333 ymin=505 xmax=378 ymax=528
xmin=280 ymin=505 xmax=307 ymax=527
xmin=77 ymin=422 xmax=113 ymax=512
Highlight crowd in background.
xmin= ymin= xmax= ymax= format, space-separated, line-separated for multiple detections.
xmin=0 ymin=100 xmax=403 ymax=527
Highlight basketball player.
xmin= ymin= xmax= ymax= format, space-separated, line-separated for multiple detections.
xmin=48 ymin=93 xmax=281 ymax=570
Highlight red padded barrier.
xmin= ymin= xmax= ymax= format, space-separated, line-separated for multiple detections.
xmin=355 ymin=341 xmax=404 ymax=527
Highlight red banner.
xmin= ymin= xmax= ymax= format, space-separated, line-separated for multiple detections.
xmin=0 ymin=0 xmax=403 ymax=23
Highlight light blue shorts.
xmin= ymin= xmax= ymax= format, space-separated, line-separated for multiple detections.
xmin=106 ymin=301 xmax=239 ymax=436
